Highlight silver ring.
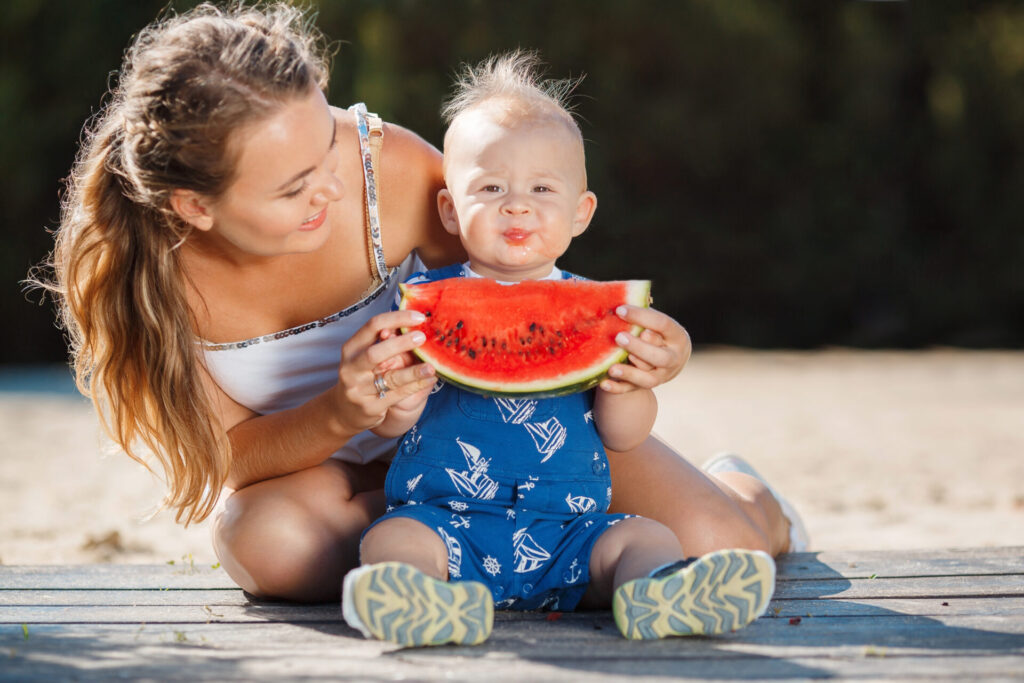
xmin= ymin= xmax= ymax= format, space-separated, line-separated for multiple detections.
xmin=373 ymin=375 xmax=390 ymax=399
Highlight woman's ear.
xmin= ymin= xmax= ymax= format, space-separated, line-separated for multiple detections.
xmin=571 ymin=190 xmax=597 ymax=237
xmin=170 ymin=190 xmax=215 ymax=231
xmin=437 ymin=188 xmax=460 ymax=236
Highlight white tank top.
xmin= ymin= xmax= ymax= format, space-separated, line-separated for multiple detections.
xmin=200 ymin=104 xmax=420 ymax=464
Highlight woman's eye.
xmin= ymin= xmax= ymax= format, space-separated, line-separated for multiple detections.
xmin=283 ymin=181 xmax=308 ymax=199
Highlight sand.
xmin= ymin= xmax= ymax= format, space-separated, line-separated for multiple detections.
xmin=1 ymin=349 xmax=1022 ymax=566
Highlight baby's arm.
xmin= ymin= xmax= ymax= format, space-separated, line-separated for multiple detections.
xmin=592 ymin=386 xmax=657 ymax=453
xmin=372 ymin=387 xmax=431 ymax=438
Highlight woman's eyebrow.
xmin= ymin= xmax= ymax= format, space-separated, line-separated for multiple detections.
xmin=273 ymin=118 xmax=337 ymax=192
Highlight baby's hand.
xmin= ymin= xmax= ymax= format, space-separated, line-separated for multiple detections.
xmin=598 ymin=305 xmax=692 ymax=394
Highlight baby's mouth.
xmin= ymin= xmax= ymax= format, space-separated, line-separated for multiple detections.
xmin=503 ymin=228 xmax=530 ymax=243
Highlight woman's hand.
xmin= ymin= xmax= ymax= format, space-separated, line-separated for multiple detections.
xmin=332 ymin=310 xmax=436 ymax=433
xmin=599 ymin=305 xmax=692 ymax=394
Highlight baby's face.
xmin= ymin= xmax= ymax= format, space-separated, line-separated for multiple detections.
xmin=439 ymin=107 xmax=595 ymax=281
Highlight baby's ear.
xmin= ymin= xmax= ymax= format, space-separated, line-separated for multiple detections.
xmin=170 ymin=190 xmax=215 ymax=231
xmin=572 ymin=190 xmax=597 ymax=237
xmin=437 ymin=188 xmax=461 ymax=236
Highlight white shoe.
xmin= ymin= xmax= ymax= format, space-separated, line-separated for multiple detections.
xmin=702 ymin=453 xmax=810 ymax=552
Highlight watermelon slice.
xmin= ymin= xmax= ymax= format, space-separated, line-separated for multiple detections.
xmin=399 ymin=278 xmax=651 ymax=397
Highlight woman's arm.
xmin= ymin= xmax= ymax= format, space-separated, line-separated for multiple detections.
xmin=207 ymin=310 xmax=435 ymax=490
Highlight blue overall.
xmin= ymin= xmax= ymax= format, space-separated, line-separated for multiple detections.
xmin=367 ymin=264 xmax=632 ymax=611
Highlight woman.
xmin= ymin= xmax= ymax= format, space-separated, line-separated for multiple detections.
xmin=42 ymin=3 xmax=797 ymax=602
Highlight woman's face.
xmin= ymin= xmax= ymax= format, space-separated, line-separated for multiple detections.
xmin=198 ymin=88 xmax=343 ymax=258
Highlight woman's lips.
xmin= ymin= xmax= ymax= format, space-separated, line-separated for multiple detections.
xmin=299 ymin=208 xmax=327 ymax=231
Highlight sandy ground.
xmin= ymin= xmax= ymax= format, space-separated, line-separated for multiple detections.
xmin=1 ymin=349 xmax=1022 ymax=566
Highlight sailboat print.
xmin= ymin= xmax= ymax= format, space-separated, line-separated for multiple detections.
xmin=512 ymin=528 xmax=551 ymax=573
xmin=524 ymin=417 xmax=567 ymax=463
xmin=494 ymin=398 xmax=538 ymax=424
xmin=565 ymin=493 xmax=597 ymax=514
xmin=445 ymin=439 xmax=500 ymax=500
xmin=436 ymin=527 xmax=463 ymax=579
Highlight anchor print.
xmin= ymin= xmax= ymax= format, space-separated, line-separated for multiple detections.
xmin=563 ymin=557 xmax=583 ymax=584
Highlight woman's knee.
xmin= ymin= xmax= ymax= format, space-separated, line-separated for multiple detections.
xmin=213 ymin=465 xmax=381 ymax=600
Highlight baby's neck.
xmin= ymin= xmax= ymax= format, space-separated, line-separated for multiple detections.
xmin=464 ymin=261 xmax=558 ymax=283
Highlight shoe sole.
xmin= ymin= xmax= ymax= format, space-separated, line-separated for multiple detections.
xmin=612 ymin=549 xmax=775 ymax=640
xmin=342 ymin=562 xmax=493 ymax=647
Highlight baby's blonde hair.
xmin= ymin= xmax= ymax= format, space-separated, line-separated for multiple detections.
xmin=442 ymin=50 xmax=586 ymax=178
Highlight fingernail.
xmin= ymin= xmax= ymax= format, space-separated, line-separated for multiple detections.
xmin=616 ymin=332 xmax=631 ymax=345
xmin=411 ymin=331 xmax=426 ymax=343
xmin=410 ymin=312 xmax=426 ymax=323
xmin=608 ymin=366 xmax=622 ymax=378
xmin=616 ymin=306 xmax=627 ymax=317
xmin=419 ymin=365 xmax=435 ymax=377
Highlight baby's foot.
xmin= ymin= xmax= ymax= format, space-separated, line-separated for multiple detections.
xmin=342 ymin=562 xmax=493 ymax=647
xmin=613 ymin=548 xmax=775 ymax=640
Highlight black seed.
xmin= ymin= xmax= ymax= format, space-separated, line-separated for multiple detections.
xmin=424 ymin=311 xmax=431 ymax=317
xmin=529 ymin=322 xmax=537 ymax=333
xmin=501 ymin=342 xmax=508 ymax=350
xmin=556 ymin=330 xmax=563 ymax=337
xmin=468 ymin=349 xmax=476 ymax=359
xmin=456 ymin=320 xmax=464 ymax=329
xmin=446 ymin=340 xmax=453 ymax=347
xmin=549 ymin=346 xmax=555 ymax=355
xmin=527 ymin=336 xmax=533 ymax=344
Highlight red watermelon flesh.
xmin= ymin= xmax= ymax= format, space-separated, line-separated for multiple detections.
xmin=399 ymin=278 xmax=651 ymax=397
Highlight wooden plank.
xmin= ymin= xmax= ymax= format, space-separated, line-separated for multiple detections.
xmin=3 ymin=614 xmax=1023 ymax=649
xmin=0 ymin=564 xmax=234 ymax=590
xmin=3 ymin=596 xmax=1024 ymax=624
xmin=1 ymin=622 xmax=1022 ymax=681
xmin=5 ymin=589 xmax=1022 ymax=619
xmin=777 ymin=547 xmax=1024 ymax=580
xmin=775 ymin=574 xmax=1024 ymax=600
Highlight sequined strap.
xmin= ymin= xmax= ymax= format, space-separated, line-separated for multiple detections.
xmin=350 ymin=103 xmax=392 ymax=285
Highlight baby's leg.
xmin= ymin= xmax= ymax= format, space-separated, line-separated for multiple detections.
xmin=360 ymin=516 xmax=449 ymax=578
xmin=583 ymin=517 xmax=684 ymax=606
xmin=585 ymin=517 xmax=776 ymax=640
xmin=343 ymin=515 xmax=493 ymax=647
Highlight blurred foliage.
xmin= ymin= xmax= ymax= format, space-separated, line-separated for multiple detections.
xmin=4 ymin=0 xmax=1023 ymax=362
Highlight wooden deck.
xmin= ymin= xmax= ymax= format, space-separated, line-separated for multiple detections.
xmin=2 ymin=547 xmax=1022 ymax=680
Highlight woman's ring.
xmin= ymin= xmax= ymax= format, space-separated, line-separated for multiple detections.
xmin=373 ymin=375 xmax=390 ymax=399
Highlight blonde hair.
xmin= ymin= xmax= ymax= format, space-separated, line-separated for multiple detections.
xmin=33 ymin=2 xmax=330 ymax=525
xmin=441 ymin=50 xmax=586 ymax=182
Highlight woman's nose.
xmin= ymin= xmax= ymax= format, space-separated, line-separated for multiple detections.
xmin=312 ymin=172 xmax=343 ymax=205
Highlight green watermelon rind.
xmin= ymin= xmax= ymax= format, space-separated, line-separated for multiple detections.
xmin=399 ymin=279 xmax=651 ymax=399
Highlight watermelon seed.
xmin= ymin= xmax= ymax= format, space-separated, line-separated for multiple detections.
xmin=456 ymin=320 xmax=464 ymax=329
xmin=468 ymin=349 xmax=476 ymax=359
xmin=529 ymin=323 xmax=537 ymax=333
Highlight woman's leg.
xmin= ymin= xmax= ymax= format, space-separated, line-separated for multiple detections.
xmin=213 ymin=459 xmax=387 ymax=602
xmin=607 ymin=435 xmax=790 ymax=557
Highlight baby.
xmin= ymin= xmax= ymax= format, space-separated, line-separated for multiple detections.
xmin=342 ymin=51 xmax=775 ymax=647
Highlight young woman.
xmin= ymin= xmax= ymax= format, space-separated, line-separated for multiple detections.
xmin=41 ymin=3 xmax=798 ymax=602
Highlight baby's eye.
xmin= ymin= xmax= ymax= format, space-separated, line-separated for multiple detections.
xmin=533 ymin=185 xmax=552 ymax=193
xmin=482 ymin=184 xmax=502 ymax=193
